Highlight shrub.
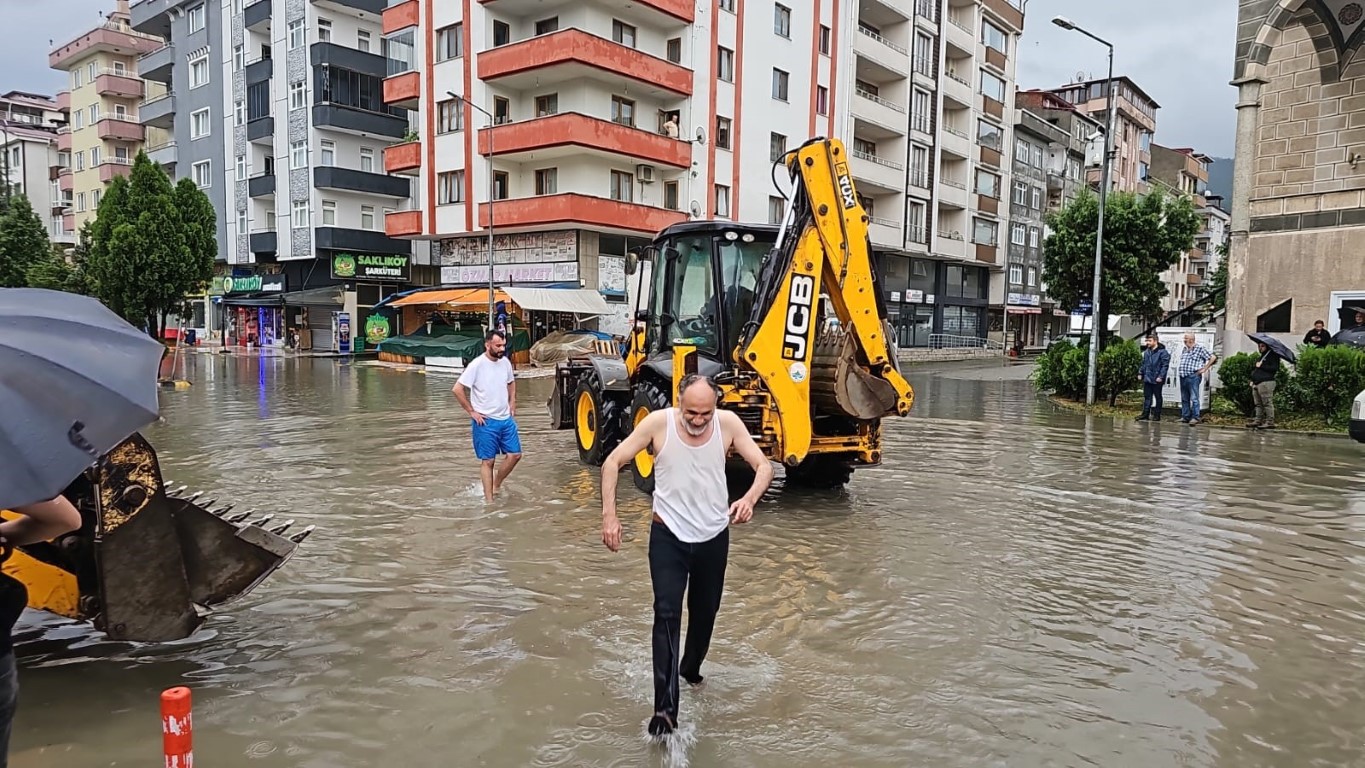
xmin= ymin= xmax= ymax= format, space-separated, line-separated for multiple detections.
xmin=1032 ymin=339 xmax=1088 ymax=400
xmin=1289 ymin=344 xmax=1365 ymax=423
xmin=1217 ymin=352 xmax=1292 ymax=416
xmin=1097 ymin=340 xmax=1143 ymax=406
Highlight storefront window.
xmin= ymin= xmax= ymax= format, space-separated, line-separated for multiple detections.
xmin=881 ymin=254 xmax=910 ymax=293
xmin=944 ymin=265 xmax=986 ymax=299
xmin=896 ymin=305 xmax=933 ymax=348
xmin=941 ymin=306 xmax=983 ymax=337
xmin=909 ymin=258 xmax=935 ymax=295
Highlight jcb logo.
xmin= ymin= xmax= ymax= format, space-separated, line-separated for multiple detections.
xmin=782 ymin=274 xmax=815 ymax=361
xmin=836 ymin=163 xmax=857 ymax=209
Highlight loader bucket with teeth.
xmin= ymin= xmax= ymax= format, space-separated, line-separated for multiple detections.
xmin=1 ymin=432 xmax=314 ymax=643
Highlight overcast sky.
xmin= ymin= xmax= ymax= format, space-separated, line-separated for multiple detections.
xmin=2 ymin=0 xmax=1238 ymax=156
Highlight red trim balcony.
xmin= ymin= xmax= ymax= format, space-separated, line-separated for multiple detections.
xmin=382 ymin=0 xmax=420 ymax=34
xmin=96 ymin=72 xmax=145 ymax=99
xmin=56 ymin=90 xmax=70 ymax=111
xmin=478 ymin=29 xmax=692 ymax=97
xmin=477 ymin=113 xmax=690 ymax=169
xmin=50 ymin=22 xmax=163 ymax=70
xmin=63 ymin=214 xmax=75 ymax=232
xmin=97 ymin=117 xmax=145 ymax=142
xmin=58 ymin=173 xmax=74 ymax=193
xmin=57 ymin=131 xmax=72 ymax=152
xmin=99 ymin=159 xmax=135 ymax=183
xmin=383 ymin=71 xmax=420 ymax=110
xmin=385 ymin=210 xmax=423 ymax=238
xmin=477 ymin=0 xmax=694 ymax=23
xmin=384 ymin=142 xmax=421 ymax=176
xmin=478 ymin=194 xmax=685 ymax=234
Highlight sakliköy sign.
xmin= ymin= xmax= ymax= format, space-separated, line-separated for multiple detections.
xmin=331 ymin=253 xmax=411 ymax=282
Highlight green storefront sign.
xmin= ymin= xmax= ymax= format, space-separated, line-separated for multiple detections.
xmin=210 ymin=274 xmax=285 ymax=295
xmin=331 ymin=253 xmax=411 ymax=282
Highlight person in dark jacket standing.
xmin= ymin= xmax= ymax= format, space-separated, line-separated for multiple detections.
xmin=1248 ymin=341 xmax=1281 ymax=429
xmin=1136 ymin=333 xmax=1171 ymax=421
xmin=1304 ymin=320 xmax=1331 ymax=348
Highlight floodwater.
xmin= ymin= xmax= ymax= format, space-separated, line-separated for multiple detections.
xmin=10 ymin=354 xmax=1365 ymax=767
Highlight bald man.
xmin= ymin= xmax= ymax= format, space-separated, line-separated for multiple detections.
xmin=600 ymin=374 xmax=773 ymax=737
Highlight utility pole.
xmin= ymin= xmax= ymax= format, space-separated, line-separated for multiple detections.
xmin=449 ymin=91 xmax=496 ymax=330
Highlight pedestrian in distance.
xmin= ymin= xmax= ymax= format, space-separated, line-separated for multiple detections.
xmin=451 ymin=329 xmax=522 ymax=502
xmin=1 ymin=497 xmax=82 ymax=767
xmin=1176 ymin=333 xmax=1217 ymax=426
xmin=1135 ymin=333 xmax=1171 ymax=422
xmin=1303 ymin=320 xmax=1331 ymax=349
xmin=599 ymin=374 xmax=773 ymax=739
xmin=1248 ymin=340 xmax=1281 ymax=430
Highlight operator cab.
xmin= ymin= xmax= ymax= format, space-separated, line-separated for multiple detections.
xmin=634 ymin=221 xmax=779 ymax=363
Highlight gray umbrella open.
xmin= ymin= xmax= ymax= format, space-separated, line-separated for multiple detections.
xmin=1247 ymin=332 xmax=1297 ymax=365
xmin=0 ymin=288 xmax=165 ymax=509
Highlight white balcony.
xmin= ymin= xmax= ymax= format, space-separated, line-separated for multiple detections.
xmin=937 ymin=230 xmax=968 ymax=258
xmin=942 ymin=68 xmax=974 ymax=108
xmin=940 ymin=125 xmax=972 ymax=159
xmin=939 ymin=179 xmax=969 ymax=209
xmin=944 ymin=13 xmax=974 ymax=56
xmin=852 ymin=89 xmax=908 ymax=136
xmin=854 ymin=26 xmax=911 ymax=78
xmin=869 ymin=217 xmax=902 ymax=249
xmin=851 ymin=150 xmax=905 ymax=194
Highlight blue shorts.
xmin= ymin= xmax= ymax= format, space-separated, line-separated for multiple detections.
xmin=472 ymin=417 xmax=521 ymax=461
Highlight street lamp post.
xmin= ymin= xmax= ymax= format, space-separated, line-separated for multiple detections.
xmin=448 ymin=91 xmax=496 ymax=330
xmin=1052 ymin=15 xmax=1115 ymax=406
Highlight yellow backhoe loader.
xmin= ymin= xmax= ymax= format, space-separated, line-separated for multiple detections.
xmin=2 ymin=433 xmax=312 ymax=643
xmin=549 ymin=136 xmax=914 ymax=490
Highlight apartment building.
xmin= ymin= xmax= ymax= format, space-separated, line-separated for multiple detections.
xmin=49 ymin=0 xmax=165 ymax=233
xmin=1147 ymin=144 xmax=1214 ymax=314
xmin=1 ymin=92 xmax=74 ymax=245
xmin=1047 ymin=75 xmax=1158 ymax=194
xmin=132 ymin=0 xmax=420 ymax=349
xmin=381 ymin=0 xmax=1024 ymax=342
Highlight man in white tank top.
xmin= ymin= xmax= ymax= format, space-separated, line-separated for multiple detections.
xmin=600 ymin=374 xmax=773 ymax=737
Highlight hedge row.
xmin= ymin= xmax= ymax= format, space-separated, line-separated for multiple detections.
xmin=1032 ymin=339 xmax=1365 ymax=424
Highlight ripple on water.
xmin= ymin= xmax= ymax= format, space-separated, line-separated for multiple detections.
xmin=12 ymin=357 xmax=1365 ymax=767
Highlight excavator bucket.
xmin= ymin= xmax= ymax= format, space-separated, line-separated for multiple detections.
xmin=2 ymin=432 xmax=313 ymax=643
xmin=810 ymin=328 xmax=901 ymax=420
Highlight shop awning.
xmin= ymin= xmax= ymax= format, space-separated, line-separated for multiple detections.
xmin=503 ymin=287 xmax=613 ymax=316
xmin=389 ymin=287 xmax=512 ymax=308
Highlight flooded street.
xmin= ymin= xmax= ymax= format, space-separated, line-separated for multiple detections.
xmin=11 ymin=354 xmax=1365 ymax=767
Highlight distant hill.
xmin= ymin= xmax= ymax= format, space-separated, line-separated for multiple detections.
xmin=1206 ymin=157 xmax=1233 ymax=212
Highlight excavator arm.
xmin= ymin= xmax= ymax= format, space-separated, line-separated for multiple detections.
xmin=738 ymin=137 xmax=914 ymax=466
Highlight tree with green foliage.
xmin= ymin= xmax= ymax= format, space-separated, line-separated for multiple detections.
xmin=1207 ymin=243 xmax=1229 ymax=311
xmin=86 ymin=152 xmax=216 ymax=338
xmin=0 ymin=194 xmax=52 ymax=287
xmin=1042 ymin=190 xmax=1201 ymax=339
xmin=26 ymin=228 xmax=95 ymax=294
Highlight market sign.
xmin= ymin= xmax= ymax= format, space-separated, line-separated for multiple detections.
xmin=214 ymin=274 xmax=285 ymax=295
xmin=332 ymin=253 xmax=411 ymax=282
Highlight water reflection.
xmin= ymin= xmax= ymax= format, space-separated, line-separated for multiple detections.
xmin=8 ymin=356 xmax=1365 ymax=767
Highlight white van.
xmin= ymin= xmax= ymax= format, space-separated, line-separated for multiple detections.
xmin=1352 ymin=389 xmax=1365 ymax=442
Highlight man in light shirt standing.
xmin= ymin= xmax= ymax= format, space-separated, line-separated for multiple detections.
xmin=600 ymin=374 xmax=773 ymax=738
xmin=452 ymin=329 xmax=521 ymax=502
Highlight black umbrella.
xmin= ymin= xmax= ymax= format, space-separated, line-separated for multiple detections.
xmin=0 ymin=289 xmax=165 ymax=509
xmin=1247 ymin=332 xmax=1297 ymax=365
xmin=1333 ymin=326 xmax=1365 ymax=348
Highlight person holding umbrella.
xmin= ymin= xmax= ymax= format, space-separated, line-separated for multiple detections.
xmin=1246 ymin=333 xmax=1297 ymax=430
xmin=1 ymin=287 xmax=168 ymax=766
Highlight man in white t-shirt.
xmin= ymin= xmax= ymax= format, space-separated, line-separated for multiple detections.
xmin=452 ymin=329 xmax=521 ymax=502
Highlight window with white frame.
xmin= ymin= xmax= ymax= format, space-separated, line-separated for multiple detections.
xmin=361 ymin=205 xmax=375 ymax=229
xmin=360 ymin=148 xmax=375 ymax=173
xmin=292 ymin=200 xmax=309 ymax=228
xmin=437 ymin=100 xmax=463 ymax=133
xmin=610 ymin=170 xmax=633 ymax=202
xmin=290 ymin=80 xmax=305 ymax=110
xmin=357 ymin=30 xmax=371 ymax=52
xmin=190 ymin=108 xmax=210 ymax=139
xmin=233 ymin=44 xmax=244 ymax=70
xmin=715 ymin=184 xmax=731 ymax=217
xmin=318 ymin=19 xmax=332 ymax=42
xmin=816 ymin=85 xmax=829 ymax=116
xmin=717 ymin=47 xmax=734 ymax=82
xmin=89 ymin=104 xmax=98 ymax=124
xmin=290 ymin=140 xmax=306 ymax=169
xmin=1031 ymin=186 xmax=1042 ymax=210
xmin=93 ymin=189 xmax=101 ymax=207
xmin=974 ymin=218 xmax=998 ymax=246
xmin=237 ymin=209 xmax=248 ymax=236
xmin=535 ymin=168 xmax=557 ymax=195
xmin=979 ymin=69 xmax=1005 ymax=102
xmin=1012 ymin=180 xmax=1028 ymax=205
xmin=288 ymin=20 xmax=305 ymax=49
xmin=90 ymin=146 xmax=101 ymax=167
xmin=438 ymin=170 xmax=464 ymax=204
xmin=76 ymin=192 xmax=85 ymax=212
xmin=322 ymin=200 xmax=337 ymax=226
xmin=1009 ymin=264 xmax=1023 ymax=284
xmin=774 ymin=4 xmax=791 ymax=37
xmin=1028 ymin=227 xmax=1040 ymax=248
xmin=321 ymin=140 xmax=335 ymax=166
xmin=235 ymin=154 xmax=246 ymax=181
xmin=189 ymin=51 xmax=209 ymax=88
xmin=188 ymin=4 xmax=205 ymax=32
xmin=436 ymin=24 xmax=462 ymax=61
xmin=192 ymin=160 xmax=211 ymax=188
xmin=234 ymin=99 xmax=245 ymax=126
xmin=1010 ymin=223 xmax=1026 ymax=245
xmin=771 ymin=68 xmax=789 ymax=101
xmin=768 ymin=196 xmax=784 ymax=225
xmin=1027 ymin=267 xmax=1037 ymax=286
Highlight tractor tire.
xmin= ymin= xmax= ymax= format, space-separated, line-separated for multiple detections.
xmin=573 ymin=372 xmax=623 ymax=466
xmin=629 ymin=380 xmax=671 ymax=494
xmin=784 ymin=456 xmax=854 ymax=489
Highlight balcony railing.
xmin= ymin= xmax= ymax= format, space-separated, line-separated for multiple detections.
xmin=947 ymin=15 xmax=972 ymax=33
xmin=943 ymin=123 xmax=968 ymax=138
xmin=869 ymin=216 xmax=899 ymax=228
xmin=857 ymin=26 xmax=907 ymax=55
xmin=854 ymin=89 xmax=906 ymax=113
xmin=853 ymin=150 xmax=904 ymax=170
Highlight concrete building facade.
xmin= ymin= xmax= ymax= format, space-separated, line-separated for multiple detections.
xmin=380 ymin=0 xmax=1025 ymax=343
xmin=1 ymin=92 xmax=74 ymax=245
xmin=1148 ymin=144 xmax=1214 ymax=314
xmin=49 ymin=0 xmax=165 ymax=233
xmin=1047 ymin=75 xmax=1158 ymax=194
xmin=132 ymin=0 xmax=421 ymax=349
xmin=1227 ymin=0 xmax=1365 ymax=352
